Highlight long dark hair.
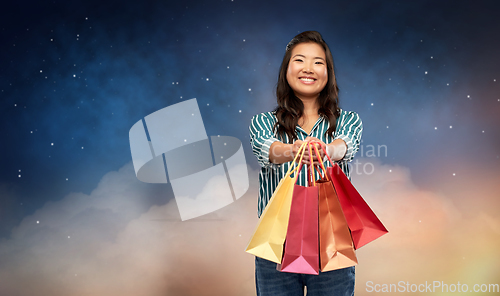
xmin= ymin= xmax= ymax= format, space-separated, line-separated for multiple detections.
xmin=274 ymin=31 xmax=340 ymax=142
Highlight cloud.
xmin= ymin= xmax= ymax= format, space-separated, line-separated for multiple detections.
xmin=351 ymin=159 xmax=500 ymax=290
xmin=0 ymin=163 xmax=259 ymax=296
xmin=0 ymin=160 xmax=498 ymax=295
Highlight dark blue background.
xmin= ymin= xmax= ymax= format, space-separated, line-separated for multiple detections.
xmin=1 ymin=0 xmax=499 ymax=238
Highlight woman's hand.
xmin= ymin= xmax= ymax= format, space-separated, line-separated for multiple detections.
xmin=270 ymin=137 xmax=341 ymax=165
xmin=269 ymin=141 xmax=305 ymax=164
xmin=299 ymin=137 xmax=326 ymax=165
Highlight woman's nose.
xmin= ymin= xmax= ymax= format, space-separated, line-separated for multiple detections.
xmin=302 ymin=62 xmax=314 ymax=73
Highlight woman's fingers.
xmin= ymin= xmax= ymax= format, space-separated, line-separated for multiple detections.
xmin=300 ymin=150 xmax=324 ymax=165
xmin=293 ymin=139 xmax=329 ymax=165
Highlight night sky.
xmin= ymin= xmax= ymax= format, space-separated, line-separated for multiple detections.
xmin=1 ymin=0 xmax=499 ymax=295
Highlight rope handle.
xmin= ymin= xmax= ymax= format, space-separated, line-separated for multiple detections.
xmin=285 ymin=141 xmax=308 ymax=177
xmin=309 ymin=142 xmax=330 ymax=182
xmin=295 ymin=142 xmax=321 ymax=187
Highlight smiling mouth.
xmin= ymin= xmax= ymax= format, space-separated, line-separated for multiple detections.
xmin=299 ymin=77 xmax=316 ymax=82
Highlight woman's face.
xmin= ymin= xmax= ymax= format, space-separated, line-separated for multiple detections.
xmin=286 ymin=42 xmax=328 ymax=101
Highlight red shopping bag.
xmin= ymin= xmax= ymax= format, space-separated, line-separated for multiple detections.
xmin=279 ymin=143 xmax=320 ymax=275
xmin=319 ymin=144 xmax=388 ymax=249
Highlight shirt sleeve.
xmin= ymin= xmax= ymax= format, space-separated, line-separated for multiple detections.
xmin=249 ymin=113 xmax=282 ymax=168
xmin=334 ymin=111 xmax=363 ymax=162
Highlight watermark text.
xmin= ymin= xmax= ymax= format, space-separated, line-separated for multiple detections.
xmin=366 ymin=281 xmax=500 ymax=293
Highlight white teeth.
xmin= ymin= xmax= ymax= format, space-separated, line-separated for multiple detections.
xmin=300 ymin=78 xmax=315 ymax=82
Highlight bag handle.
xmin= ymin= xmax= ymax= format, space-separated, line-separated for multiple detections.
xmin=309 ymin=141 xmax=336 ymax=166
xmin=290 ymin=142 xmax=311 ymax=185
xmin=293 ymin=142 xmax=318 ymax=187
xmin=285 ymin=141 xmax=308 ymax=177
xmin=313 ymin=141 xmax=347 ymax=182
xmin=307 ymin=142 xmax=316 ymax=186
xmin=309 ymin=142 xmax=331 ymax=181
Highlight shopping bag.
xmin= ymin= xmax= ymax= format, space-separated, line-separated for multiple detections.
xmin=319 ymin=144 xmax=388 ymax=249
xmin=310 ymin=144 xmax=358 ymax=271
xmin=279 ymin=143 xmax=320 ymax=274
xmin=245 ymin=142 xmax=307 ymax=263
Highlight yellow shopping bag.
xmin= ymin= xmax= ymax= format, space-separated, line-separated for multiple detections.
xmin=245 ymin=142 xmax=307 ymax=263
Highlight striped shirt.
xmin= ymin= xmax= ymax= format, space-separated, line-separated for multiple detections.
xmin=249 ymin=109 xmax=363 ymax=217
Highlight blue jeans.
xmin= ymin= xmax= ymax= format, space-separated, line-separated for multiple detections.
xmin=255 ymin=257 xmax=355 ymax=296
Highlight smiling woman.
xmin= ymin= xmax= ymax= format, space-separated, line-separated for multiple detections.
xmin=286 ymin=42 xmax=328 ymax=103
xmin=249 ymin=30 xmax=363 ymax=296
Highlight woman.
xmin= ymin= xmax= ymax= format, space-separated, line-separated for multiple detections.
xmin=249 ymin=31 xmax=362 ymax=295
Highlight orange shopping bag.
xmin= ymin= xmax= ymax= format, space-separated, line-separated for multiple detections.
xmin=311 ymin=144 xmax=358 ymax=271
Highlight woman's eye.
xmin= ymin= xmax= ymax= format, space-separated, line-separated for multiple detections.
xmin=315 ymin=61 xmax=324 ymax=65
xmin=294 ymin=59 xmax=303 ymax=62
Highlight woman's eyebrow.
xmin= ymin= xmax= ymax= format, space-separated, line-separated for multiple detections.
xmin=291 ymin=54 xmax=325 ymax=61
